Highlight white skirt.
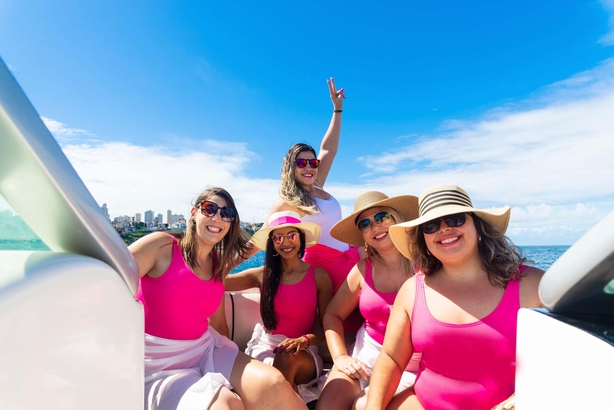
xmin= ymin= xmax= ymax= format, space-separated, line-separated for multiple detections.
xmin=346 ymin=325 xmax=419 ymax=393
xmin=144 ymin=327 xmax=239 ymax=410
xmin=245 ymin=323 xmax=323 ymax=403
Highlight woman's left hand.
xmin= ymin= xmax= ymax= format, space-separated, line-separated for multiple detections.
xmin=327 ymin=77 xmax=345 ymax=110
xmin=273 ymin=336 xmax=309 ymax=356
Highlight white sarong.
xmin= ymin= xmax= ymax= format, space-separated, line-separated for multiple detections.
xmin=144 ymin=327 xmax=239 ymax=410
xmin=245 ymin=323 xmax=323 ymax=403
xmin=318 ymin=325 xmax=419 ymax=393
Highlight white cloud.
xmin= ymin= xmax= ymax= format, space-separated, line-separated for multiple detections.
xmin=41 ymin=117 xmax=93 ymax=141
xmin=59 ymin=141 xmax=279 ymax=224
xmin=599 ymin=0 xmax=614 ymax=46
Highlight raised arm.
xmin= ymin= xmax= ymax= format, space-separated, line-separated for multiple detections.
xmin=366 ymin=278 xmax=417 ymax=410
xmin=315 ymin=77 xmax=345 ymax=188
xmin=223 ymin=266 xmax=263 ymax=291
xmin=323 ymin=261 xmax=369 ymax=380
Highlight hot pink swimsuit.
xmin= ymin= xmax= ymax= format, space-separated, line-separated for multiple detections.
xmin=136 ymin=237 xmax=225 ymax=340
xmin=270 ymin=266 xmax=318 ymax=338
xmin=411 ymin=267 xmax=525 ymax=409
xmin=358 ymin=258 xmax=396 ymax=345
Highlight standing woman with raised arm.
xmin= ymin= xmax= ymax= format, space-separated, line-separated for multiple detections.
xmin=225 ymin=211 xmax=332 ymax=404
xmin=131 ymin=187 xmax=307 ymax=410
xmin=265 ymin=78 xmax=363 ymax=332
xmin=316 ymin=191 xmax=421 ymax=410
xmin=365 ymin=185 xmax=544 ymax=410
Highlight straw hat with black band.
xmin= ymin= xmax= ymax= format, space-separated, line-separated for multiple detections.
xmin=389 ymin=184 xmax=511 ymax=260
xmin=251 ymin=211 xmax=321 ymax=250
xmin=330 ymin=191 xmax=419 ymax=247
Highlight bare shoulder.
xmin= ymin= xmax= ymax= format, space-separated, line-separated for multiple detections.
xmin=396 ymin=275 xmax=419 ymax=312
xmin=129 ymin=231 xmax=174 ymax=253
xmin=314 ymin=266 xmax=333 ymax=289
xmin=520 ymin=266 xmax=545 ymax=308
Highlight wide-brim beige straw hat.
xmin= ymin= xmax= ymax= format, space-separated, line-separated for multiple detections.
xmin=389 ymin=184 xmax=510 ymax=259
xmin=251 ymin=211 xmax=321 ymax=251
xmin=330 ymin=191 xmax=419 ymax=247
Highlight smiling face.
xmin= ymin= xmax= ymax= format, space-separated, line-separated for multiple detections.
xmin=270 ymin=226 xmax=302 ymax=260
xmin=358 ymin=206 xmax=397 ymax=252
xmin=294 ymin=150 xmax=319 ymax=187
xmin=191 ymin=194 xmax=232 ymax=247
xmin=423 ymin=212 xmax=480 ymax=265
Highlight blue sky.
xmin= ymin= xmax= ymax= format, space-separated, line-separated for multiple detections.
xmin=1 ymin=0 xmax=614 ymax=245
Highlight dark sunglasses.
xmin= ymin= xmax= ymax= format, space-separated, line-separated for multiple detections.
xmin=199 ymin=201 xmax=236 ymax=222
xmin=271 ymin=231 xmax=300 ymax=244
xmin=356 ymin=211 xmax=393 ymax=232
xmin=419 ymin=213 xmax=466 ymax=235
xmin=295 ymin=158 xmax=320 ymax=169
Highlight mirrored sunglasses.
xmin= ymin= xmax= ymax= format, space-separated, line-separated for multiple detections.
xmin=356 ymin=211 xmax=392 ymax=232
xmin=199 ymin=201 xmax=236 ymax=222
xmin=271 ymin=231 xmax=300 ymax=244
xmin=295 ymin=158 xmax=320 ymax=169
xmin=419 ymin=213 xmax=466 ymax=235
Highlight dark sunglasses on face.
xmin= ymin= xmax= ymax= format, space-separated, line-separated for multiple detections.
xmin=295 ymin=158 xmax=320 ymax=169
xmin=199 ymin=201 xmax=236 ymax=222
xmin=357 ymin=211 xmax=393 ymax=232
xmin=271 ymin=231 xmax=300 ymax=244
xmin=419 ymin=213 xmax=466 ymax=235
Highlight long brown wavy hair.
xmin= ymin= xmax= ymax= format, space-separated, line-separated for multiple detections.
xmin=408 ymin=213 xmax=529 ymax=287
xmin=179 ymin=187 xmax=252 ymax=281
xmin=279 ymin=143 xmax=319 ymax=215
xmin=260 ymin=229 xmax=307 ymax=332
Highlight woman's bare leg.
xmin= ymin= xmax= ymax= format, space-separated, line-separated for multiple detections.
xmin=229 ymin=351 xmax=307 ymax=410
xmin=272 ymin=350 xmax=316 ymax=392
xmin=315 ymin=366 xmax=361 ymax=410
xmin=210 ymin=387 xmax=244 ymax=410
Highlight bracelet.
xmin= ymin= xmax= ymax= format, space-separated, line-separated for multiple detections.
xmin=333 ymin=109 xmax=342 ymax=113
xmin=302 ymin=335 xmax=311 ymax=347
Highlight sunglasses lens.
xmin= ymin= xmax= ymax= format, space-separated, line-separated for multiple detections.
xmin=420 ymin=220 xmax=440 ymax=235
xmin=444 ymin=213 xmax=466 ymax=228
xmin=287 ymin=232 xmax=299 ymax=242
xmin=272 ymin=234 xmax=284 ymax=244
xmin=201 ymin=202 xmax=219 ymax=217
xmin=220 ymin=207 xmax=236 ymax=222
xmin=357 ymin=218 xmax=372 ymax=232
xmin=295 ymin=159 xmax=307 ymax=168
xmin=308 ymin=159 xmax=320 ymax=168
xmin=373 ymin=211 xmax=391 ymax=224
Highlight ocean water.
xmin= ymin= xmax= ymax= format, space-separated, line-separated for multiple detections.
xmin=231 ymin=246 xmax=570 ymax=273
xmin=0 ymin=240 xmax=569 ymax=273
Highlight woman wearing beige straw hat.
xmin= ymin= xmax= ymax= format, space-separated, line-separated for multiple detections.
xmin=225 ymin=211 xmax=333 ymax=404
xmin=365 ymin=184 xmax=544 ymax=410
xmin=316 ymin=191 xmax=421 ymax=410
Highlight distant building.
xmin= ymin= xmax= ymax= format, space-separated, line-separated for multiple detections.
xmin=101 ymin=203 xmax=109 ymax=220
xmin=156 ymin=213 xmax=163 ymax=225
xmin=168 ymin=212 xmax=185 ymax=226
xmin=144 ymin=210 xmax=154 ymax=223
xmin=135 ymin=213 xmax=141 ymax=223
xmin=167 ymin=209 xmax=172 ymax=225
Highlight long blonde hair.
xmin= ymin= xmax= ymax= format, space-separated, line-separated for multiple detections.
xmin=279 ymin=143 xmax=318 ymax=215
xmin=180 ymin=187 xmax=251 ymax=281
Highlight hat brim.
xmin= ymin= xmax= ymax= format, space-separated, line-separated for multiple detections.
xmin=330 ymin=195 xmax=419 ymax=247
xmin=389 ymin=205 xmax=510 ymax=260
xmin=251 ymin=222 xmax=322 ymax=251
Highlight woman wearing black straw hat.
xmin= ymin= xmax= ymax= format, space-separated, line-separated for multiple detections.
xmin=365 ymin=185 xmax=544 ymax=410
xmin=316 ymin=191 xmax=421 ymax=410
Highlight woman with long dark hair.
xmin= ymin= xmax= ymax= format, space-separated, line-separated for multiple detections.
xmin=366 ymin=185 xmax=544 ymax=410
xmin=225 ymin=211 xmax=333 ymax=403
xmin=131 ymin=187 xmax=307 ymax=410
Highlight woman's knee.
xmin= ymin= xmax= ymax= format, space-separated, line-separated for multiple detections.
xmin=210 ymin=387 xmax=244 ymax=410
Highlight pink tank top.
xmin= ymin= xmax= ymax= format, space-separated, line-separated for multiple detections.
xmin=270 ymin=266 xmax=318 ymax=338
xmin=358 ymin=258 xmax=396 ymax=345
xmin=411 ymin=269 xmax=525 ymax=409
xmin=135 ymin=237 xmax=225 ymax=340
